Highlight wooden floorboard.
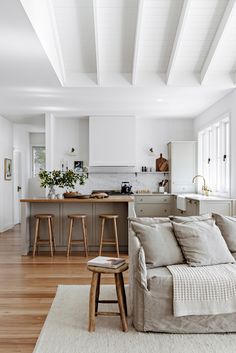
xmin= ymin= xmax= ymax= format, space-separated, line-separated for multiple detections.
xmin=0 ymin=225 xmax=128 ymax=353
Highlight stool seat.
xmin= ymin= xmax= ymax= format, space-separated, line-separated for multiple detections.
xmin=35 ymin=214 xmax=54 ymax=219
xmin=87 ymin=263 xmax=128 ymax=332
xmin=33 ymin=214 xmax=56 ymax=257
xmin=99 ymin=214 xmax=119 ymax=219
xmin=67 ymin=214 xmax=88 ymax=257
xmin=68 ymin=214 xmax=87 ymax=219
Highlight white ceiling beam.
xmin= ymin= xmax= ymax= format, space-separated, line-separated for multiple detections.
xmin=201 ymin=0 xmax=236 ymax=84
xmin=132 ymin=0 xmax=144 ymax=85
xmin=93 ymin=0 xmax=101 ymax=86
xmin=166 ymin=0 xmax=192 ymax=85
xmin=47 ymin=0 xmax=66 ymax=85
xmin=20 ymin=0 xmax=66 ymax=86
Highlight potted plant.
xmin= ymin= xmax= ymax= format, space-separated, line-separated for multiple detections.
xmin=62 ymin=169 xmax=87 ymax=197
xmin=39 ymin=169 xmax=88 ymax=198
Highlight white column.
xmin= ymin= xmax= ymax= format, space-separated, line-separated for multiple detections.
xmin=45 ymin=113 xmax=55 ymax=171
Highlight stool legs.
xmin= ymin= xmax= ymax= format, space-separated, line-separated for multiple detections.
xmin=99 ymin=217 xmax=120 ymax=257
xmin=113 ymin=218 xmax=120 ymax=258
xmin=51 ymin=217 xmax=56 ymax=252
xmin=36 ymin=220 xmax=41 ymax=255
xmin=33 ymin=218 xmax=40 ymax=257
xmin=67 ymin=217 xmax=88 ymax=257
xmin=115 ymin=273 xmax=128 ymax=332
xmin=89 ymin=272 xmax=99 ymax=332
xmin=88 ymin=269 xmax=128 ymax=333
xmin=67 ymin=218 xmax=74 ymax=257
xmin=82 ymin=218 xmax=88 ymax=257
xmin=95 ymin=273 xmax=101 ymax=316
xmin=33 ymin=216 xmax=55 ymax=257
xmin=99 ymin=218 xmax=105 ymax=256
xmin=119 ymin=273 xmax=127 ymax=316
xmin=48 ymin=218 xmax=54 ymax=257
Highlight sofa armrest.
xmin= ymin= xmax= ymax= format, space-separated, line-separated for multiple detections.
xmin=128 ymin=225 xmax=148 ymax=316
xmin=129 ymin=226 xmax=147 ymax=285
xmin=136 ymin=246 xmax=147 ymax=290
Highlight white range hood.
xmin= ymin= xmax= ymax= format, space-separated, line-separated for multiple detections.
xmin=89 ymin=116 xmax=136 ymax=168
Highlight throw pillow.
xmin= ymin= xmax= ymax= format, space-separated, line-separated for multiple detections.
xmin=213 ymin=213 xmax=236 ymax=252
xmin=169 ymin=214 xmax=212 ymax=224
xmin=131 ymin=221 xmax=184 ymax=268
xmin=172 ymin=219 xmax=235 ymax=266
xmin=129 ymin=216 xmax=170 ymax=226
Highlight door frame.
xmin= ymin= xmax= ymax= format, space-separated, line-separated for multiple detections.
xmin=13 ymin=148 xmax=22 ymax=225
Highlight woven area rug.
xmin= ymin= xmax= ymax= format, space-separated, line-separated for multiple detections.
xmin=33 ymin=285 xmax=236 ymax=353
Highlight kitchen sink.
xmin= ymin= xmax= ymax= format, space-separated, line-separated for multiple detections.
xmin=180 ymin=193 xmax=224 ymax=201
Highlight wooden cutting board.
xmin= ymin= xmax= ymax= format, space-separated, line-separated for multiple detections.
xmin=156 ymin=153 xmax=168 ymax=171
xmin=90 ymin=192 xmax=109 ymax=199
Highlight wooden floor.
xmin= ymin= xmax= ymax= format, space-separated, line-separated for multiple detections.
xmin=0 ymin=225 xmax=128 ymax=353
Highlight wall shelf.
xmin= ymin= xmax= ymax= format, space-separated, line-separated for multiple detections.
xmin=86 ymin=171 xmax=169 ymax=176
xmin=136 ymin=172 xmax=169 ymax=174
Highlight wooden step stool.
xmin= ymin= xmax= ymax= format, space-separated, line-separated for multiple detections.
xmin=87 ymin=263 xmax=128 ymax=332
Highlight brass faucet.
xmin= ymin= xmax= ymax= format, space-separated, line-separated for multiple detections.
xmin=192 ymin=175 xmax=211 ymax=196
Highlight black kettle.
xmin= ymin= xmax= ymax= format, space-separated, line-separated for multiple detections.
xmin=121 ymin=182 xmax=132 ymax=194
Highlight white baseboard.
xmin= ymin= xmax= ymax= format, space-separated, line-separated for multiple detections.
xmin=0 ymin=224 xmax=14 ymax=233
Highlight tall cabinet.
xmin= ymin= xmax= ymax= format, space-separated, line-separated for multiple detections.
xmin=168 ymin=141 xmax=197 ymax=194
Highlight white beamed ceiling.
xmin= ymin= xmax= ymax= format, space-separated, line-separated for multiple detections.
xmin=1 ymin=0 xmax=236 ymax=120
xmin=19 ymin=0 xmax=236 ymax=87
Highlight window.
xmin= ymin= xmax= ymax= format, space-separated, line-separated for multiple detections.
xmin=32 ymin=146 xmax=46 ymax=177
xmin=198 ymin=115 xmax=230 ymax=196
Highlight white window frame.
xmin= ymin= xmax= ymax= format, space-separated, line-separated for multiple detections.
xmin=31 ymin=145 xmax=46 ymax=177
xmin=198 ymin=113 xmax=230 ymax=197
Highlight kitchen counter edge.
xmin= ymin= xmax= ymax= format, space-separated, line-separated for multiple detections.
xmin=20 ymin=196 xmax=134 ymax=203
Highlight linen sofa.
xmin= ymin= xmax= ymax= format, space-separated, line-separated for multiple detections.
xmin=129 ymin=215 xmax=236 ymax=333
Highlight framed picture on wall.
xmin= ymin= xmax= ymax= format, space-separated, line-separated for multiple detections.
xmin=74 ymin=161 xmax=83 ymax=173
xmin=4 ymin=158 xmax=12 ymax=180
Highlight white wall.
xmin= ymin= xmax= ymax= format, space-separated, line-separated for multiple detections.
xmin=0 ymin=115 xmax=13 ymax=232
xmin=136 ymin=118 xmax=194 ymax=170
xmin=48 ymin=116 xmax=194 ymax=193
xmin=53 ymin=117 xmax=89 ymax=170
xmin=194 ymin=90 xmax=236 ymax=198
xmin=29 ymin=132 xmax=45 ymax=145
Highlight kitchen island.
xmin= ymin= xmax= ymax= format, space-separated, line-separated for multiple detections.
xmin=20 ymin=196 xmax=135 ymax=255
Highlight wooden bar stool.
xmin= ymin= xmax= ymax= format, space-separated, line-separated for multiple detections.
xmin=87 ymin=263 xmax=128 ymax=332
xmin=67 ymin=214 xmax=88 ymax=257
xmin=33 ymin=214 xmax=56 ymax=257
xmin=99 ymin=214 xmax=120 ymax=257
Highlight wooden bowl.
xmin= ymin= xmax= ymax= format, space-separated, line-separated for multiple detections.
xmin=63 ymin=192 xmax=81 ymax=198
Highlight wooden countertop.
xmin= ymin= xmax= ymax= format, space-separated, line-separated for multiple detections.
xmin=20 ymin=195 xmax=134 ymax=203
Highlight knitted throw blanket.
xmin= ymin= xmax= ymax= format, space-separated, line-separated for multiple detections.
xmin=167 ymin=264 xmax=236 ymax=317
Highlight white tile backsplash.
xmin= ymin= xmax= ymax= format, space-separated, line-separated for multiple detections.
xmin=76 ymin=173 xmax=169 ymax=194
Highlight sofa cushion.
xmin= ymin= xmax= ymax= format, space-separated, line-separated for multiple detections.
xmin=129 ymin=216 xmax=170 ymax=225
xmin=131 ymin=222 xmax=184 ymax=268
xmin=213 ymin=214 xmax=236 ymax=253
xmin=172 ymin=219 xmax=235 ymax=266
xmin=169 ymin=214 xmax=212 ymax=224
